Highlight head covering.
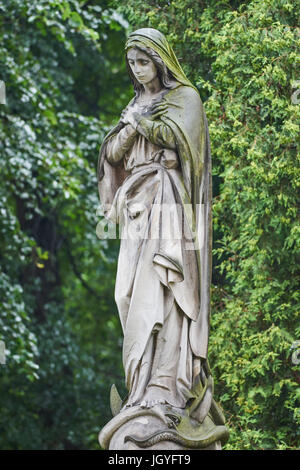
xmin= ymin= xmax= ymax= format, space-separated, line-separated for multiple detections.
xmin=125 ymin=28 xmax=198 ymax=92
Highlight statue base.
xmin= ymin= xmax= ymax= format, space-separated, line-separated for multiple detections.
xmin=99 ymin=404 xmax=227 ymax=450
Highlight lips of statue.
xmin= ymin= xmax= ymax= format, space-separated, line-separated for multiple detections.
xmin=127 ymin=48 xmax=158 ymax=86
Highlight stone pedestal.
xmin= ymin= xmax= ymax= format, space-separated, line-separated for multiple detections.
xmin=99 ymin=404 xmax=227 ymax=450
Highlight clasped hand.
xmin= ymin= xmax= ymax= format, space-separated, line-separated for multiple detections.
xmin=120 ymin=101 xmax=168 ymax=127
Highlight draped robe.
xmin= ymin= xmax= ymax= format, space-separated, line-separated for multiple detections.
xmin=97 ymin=28 xmax=213 ymax=411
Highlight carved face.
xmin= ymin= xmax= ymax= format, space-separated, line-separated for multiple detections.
xmin=127 ymin=48 xmax=158 ymax=86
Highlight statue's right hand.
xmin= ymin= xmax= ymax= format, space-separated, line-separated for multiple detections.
xmin=120 ymin=105 xmax=138 ymax=124
xmin=120 ymin=106 xmax=129 ymax=124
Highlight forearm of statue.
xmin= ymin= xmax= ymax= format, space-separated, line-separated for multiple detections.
xmin=106 ymin=124 xmax=138 ymax=165
xmin=133 ymin=115 xmax=176 ymax=150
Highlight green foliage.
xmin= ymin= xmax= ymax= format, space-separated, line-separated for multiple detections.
xmin=115 ymin=0 xmax=300 ymax=450
xmin=0 ymin=0 xmax=129 ymax=449
xmin=1 ymin=0 xmax=299 ymax=450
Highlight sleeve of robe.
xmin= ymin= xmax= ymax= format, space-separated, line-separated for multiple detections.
xmin=106 ymin=124 xmax=138 ymax=165
xmin=132 ymin=114 xmax=177 ymax=150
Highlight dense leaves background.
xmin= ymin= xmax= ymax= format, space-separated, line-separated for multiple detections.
xmin=0 ymin=0 xmax=299 ymax=449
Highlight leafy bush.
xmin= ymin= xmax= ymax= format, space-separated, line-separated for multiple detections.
xmin=0 ymin=0 xmax=128 ymax=449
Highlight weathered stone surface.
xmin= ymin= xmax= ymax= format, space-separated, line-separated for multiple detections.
xmin=99 ymin=403 xmax=227 ymax=450
xmin=97 ymin=27 xmax=229 ymax=450
xmin=109 ymin=416 xmax=222 ymax=450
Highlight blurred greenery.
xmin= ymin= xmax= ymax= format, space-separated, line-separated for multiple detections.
xmin=0 ymin=0 xmax=299 ymax=450
xmin=0 ymin=0 xmax=129 ymax=450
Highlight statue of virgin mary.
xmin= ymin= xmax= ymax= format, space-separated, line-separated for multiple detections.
xmin=97 ymin=28 xmax=229 ymax=450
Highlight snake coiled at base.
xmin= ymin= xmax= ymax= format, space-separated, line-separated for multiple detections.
xmin=124 ymin=425 xmax=229 ymax=449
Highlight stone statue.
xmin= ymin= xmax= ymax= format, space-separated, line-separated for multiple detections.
xmin=97 ymin=28 xmax=229 ymax=450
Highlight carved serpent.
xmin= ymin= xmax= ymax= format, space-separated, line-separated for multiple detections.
xmin=124 ymin=425 xmax=229 ymax=449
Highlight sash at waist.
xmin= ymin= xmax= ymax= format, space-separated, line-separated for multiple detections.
xmin=129 ymin=149 xmax=179 ymax=175
xmin=130 ymin=162 xmax=163 ymax=174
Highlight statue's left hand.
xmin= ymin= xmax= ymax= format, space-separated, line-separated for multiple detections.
xmin=142 ymin=102 xmax=168 ymax=121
